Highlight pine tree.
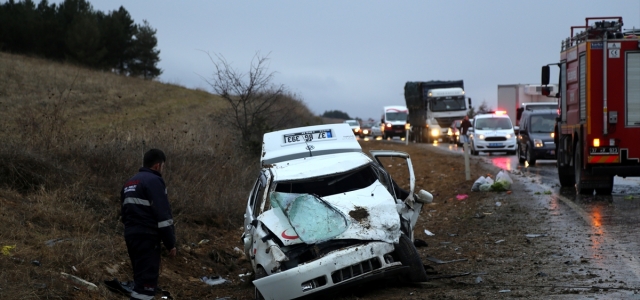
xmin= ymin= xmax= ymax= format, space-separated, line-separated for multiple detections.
xmin=128 ymin=20 xmax=162 ymax=79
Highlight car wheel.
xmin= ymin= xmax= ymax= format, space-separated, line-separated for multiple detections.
xmin=557 ymin=151 xmax=575 ymax=187
xmin=394 ymin=233 xmax=428 ymax=282
xmin=254 ymin=266 xmax=267 ymax=300
xmin=517 ymin=145 xmax=525 ymax=164
xmin=526 ymin=145 xmax=537 ymax=165
xmin=470 ymin=142 xmax=478 ymax=156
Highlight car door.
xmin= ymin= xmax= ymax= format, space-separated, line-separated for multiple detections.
xmin=242 ymin=170 xmax=270 ymax=265
xmin=368 ymin=150 xmax=421 ymax=240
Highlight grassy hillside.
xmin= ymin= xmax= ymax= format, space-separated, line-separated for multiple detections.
xmin=0 ymin=52 xmax=318 ymax=299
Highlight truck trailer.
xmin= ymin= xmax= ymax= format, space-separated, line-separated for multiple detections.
xmin=542 ymin=16 xmax=640 ymax=195
xmin=497 ymin=84 xmax=558 ymax=127
xmin=404 ymin=80 xmax=470 ymax=143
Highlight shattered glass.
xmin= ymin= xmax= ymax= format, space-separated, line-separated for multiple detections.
xmin=270 ymin=192 xmax=350 ymax=244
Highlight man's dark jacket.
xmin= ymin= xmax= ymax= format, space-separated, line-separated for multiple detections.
xmin=121 ymin=167 xmax=176 ymax=250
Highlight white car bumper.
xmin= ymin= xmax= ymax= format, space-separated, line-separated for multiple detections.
xmin=253 ymin=242 xmax=404 ymax=299
xmin=473 ymin=138 xmax=516 ymax=152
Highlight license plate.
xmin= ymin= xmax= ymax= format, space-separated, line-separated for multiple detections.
xmin=283 ymin=129 xmax=333 ymax=144
xmin=488 ymin=143 xmax=502 ymax=147
xmin=589 ymin=147 xmax=619 ymax=155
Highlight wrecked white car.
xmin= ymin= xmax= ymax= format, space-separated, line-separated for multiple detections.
xmin=242 ymin=123 xmax=432 ymax=300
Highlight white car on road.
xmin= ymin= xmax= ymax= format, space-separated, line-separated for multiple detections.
xmin=469 ymin=111 xmax=517 ymax=155
xmin=243 ymin=123 xmax=432 ymax=299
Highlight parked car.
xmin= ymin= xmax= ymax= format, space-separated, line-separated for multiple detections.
xmin=244 ymin=123 xmax=433 ymax=299
xmin=344 ymin=119 xmax=361 ymax=136
xmin=447 ymin=119 xmax=462 ymax=145
xmin=469 ymin=112 xmax=516 ymax=155
xmin=516 ymin=109 xmax=557 ymax=165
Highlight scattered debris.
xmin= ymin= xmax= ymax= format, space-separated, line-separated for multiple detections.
xmin=499 ymin=289 xmax=511 ymax=293
xmin=45 ymin=238 xmax=72 ymax=247
xmin=495 ymin=240 xmax=505 ymax=244
xmin=424 ymin=229 xmax=435 ymax=236
xmin=425 ymin=256 xmax=468 ymax=264
xmin=448 ymin=233 xmax=457 ymax=237
xmin=495 ymin=202 xmax=502 ymax=207
xmin=60 ymin=272 xmax=97 ymax=291
xmin=525 ymin=234 xmax=548 ymax=238
xmin=104 ymin=278 xmax=134 ymax=295
xmin=201 ymin=275 xmax=229 ymax=286
xmin=198 ymin=239 xmax=210 ymax=245
xmin=456 ymin=194 xmax=468 ymax=200
xmin=31 ymin=260 xmax=41 ymax=266
xmin=2 ymin=245 xmax=16 ymax=256
xmin=473 ymin=213 xmax=485 ymax=219
xmin=544 ymin=190 xmax=552 ymax=195
xmin=238 ymin=272 xmax=252 ymax=278
xmin=475 ymin=276 xmax=483 ymax=284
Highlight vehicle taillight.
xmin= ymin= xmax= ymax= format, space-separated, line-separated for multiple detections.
xmin=593 ymin=138 xmax=600 ymax=147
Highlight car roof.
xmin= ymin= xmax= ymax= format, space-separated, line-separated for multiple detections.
xmin=268 ymin=152 xmax=372 ymax=181
xmin=261 ymin=123 xmax=361 ymax=165
xmin=474 ymin=113 xmax=510 ymax=119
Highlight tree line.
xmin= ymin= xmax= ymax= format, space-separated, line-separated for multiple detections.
xmin=0 ymin=0 xmax=162 ymax=79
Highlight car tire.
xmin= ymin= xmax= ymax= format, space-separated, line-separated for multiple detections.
xmin=557 ymin=153 xmax=575 ymax=187
xmin=526 ymin=146 xmax=536 ymax=165
xmin=470 ymin=142 xmax=478 ymax=156
xmin=517 ymin=145 xmax=526 ymax=164
xmin=394 ymin=233 xmax=428 ymax=282
xmin=254 ymin=266 xmax=267 ymax=300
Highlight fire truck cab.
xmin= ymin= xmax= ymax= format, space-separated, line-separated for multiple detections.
xmin=543 ymin=16 xmax=640 ymax=195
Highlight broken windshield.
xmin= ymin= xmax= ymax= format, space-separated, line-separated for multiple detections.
xmin=270 ymin=192 xmax=350 ymax=243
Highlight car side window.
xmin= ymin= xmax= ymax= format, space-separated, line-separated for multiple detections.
xmin=249 ymin=173 xmax=267 ymax=218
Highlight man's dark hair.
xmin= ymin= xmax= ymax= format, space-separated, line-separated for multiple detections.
xmin=143 ymin=149 xmax=166 ymax=168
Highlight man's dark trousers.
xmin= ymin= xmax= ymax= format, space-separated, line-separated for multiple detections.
xmin=126 ymin=234 xmax=161 ymax=300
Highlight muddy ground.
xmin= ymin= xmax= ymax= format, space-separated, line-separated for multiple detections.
xmin=91 ymin=140 xmax=627 ymax=299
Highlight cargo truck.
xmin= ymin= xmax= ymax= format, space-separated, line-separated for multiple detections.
xmin=404 ymin=80 xmax=470 ymax=143
xmin=497 ymin=84 xmax=558 ymax=127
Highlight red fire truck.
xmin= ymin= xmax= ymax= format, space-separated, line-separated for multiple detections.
xmin=542 ymin=17 xmax=640 ymax=195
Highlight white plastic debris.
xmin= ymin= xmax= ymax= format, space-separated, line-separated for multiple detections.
xmin=495 ymin=201 xmax=502 ymax=207
xmin=424 ymin=229 xmax=435 ymax=236
xmin=201 ymin=275 xmax=229 ymax=286
xmin=471 ymin=176 xmax=486 ymax=191
xmin=499 ymin=290 xmax=511 ymax=293
xmin=60 ymin=272 xmax=97 ymax=291
xmin=495 ymin=170 xmax=513 ymax=190
xmin=525 ymin=234 xmax=548 ymax=238
xmin=495 ymin=240 xmax=505 ymax=244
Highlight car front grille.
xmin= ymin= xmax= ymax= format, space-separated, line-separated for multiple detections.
xmin=485 ymin=137 xmax=507 ymax=141
xmin=331 ymin=257 xmax=382 ymax=284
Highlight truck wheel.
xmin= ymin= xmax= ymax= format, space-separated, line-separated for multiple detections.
xmin=557 ymin=162 xmax=575 ymax=187
xmin=525 ymin=146 xmax=537 ymax=165
xmin=394 ymin=233 xmax=428 ymax=282
xmin=517 ymin=145 xmax=525 ymax=164
xmin=595 ymin=176 xmax=614 ymax=195
xmin=574 ymin=142 xmax=592 ymax=195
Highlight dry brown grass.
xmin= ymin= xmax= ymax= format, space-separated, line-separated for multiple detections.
xmin=0 ymin=52 xmax=318 ymax=299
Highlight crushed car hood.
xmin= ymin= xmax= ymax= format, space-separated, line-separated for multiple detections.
xmin=258 ymin=180 xmax=401 ymax=246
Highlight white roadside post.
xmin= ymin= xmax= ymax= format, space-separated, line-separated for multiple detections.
xmin=463 ymin=136 xmax=470 ymax=181
xmin=405 ymin=128 xmax=409 ymax=145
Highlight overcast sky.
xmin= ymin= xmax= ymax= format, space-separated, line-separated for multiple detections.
xmin=60 ymin=0 xmax=640 ymax=120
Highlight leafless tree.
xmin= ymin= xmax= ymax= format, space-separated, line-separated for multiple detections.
xmin=203 ymin=52 xmax=309 ymax=151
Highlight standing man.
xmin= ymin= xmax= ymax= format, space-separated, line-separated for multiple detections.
xmin=121 ymin=149 xmax=176 ymax=300
xmin=460 ymin=115 xmax=472 ymax=144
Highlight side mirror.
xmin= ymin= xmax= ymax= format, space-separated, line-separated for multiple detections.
xmin=541 ymin=65 xmax=550 ymax=85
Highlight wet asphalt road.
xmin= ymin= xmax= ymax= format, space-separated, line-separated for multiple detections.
xmin=364 ymin=137 xmax=640 ymax=296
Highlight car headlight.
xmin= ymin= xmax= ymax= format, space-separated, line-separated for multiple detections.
xmin=386 ymin=123 xmax=392 ymax=128
xmin=431 ymin=129 xmax=440 ymax=136
xmin=355 ymin=128 xmax=360 ymax=132
xmin=455 ymin=131 xmax=460 ymax=136
xmin=534 ymin=139 xmax=543 ymax=148
xmin=505 ymin=133 xmax=512 ymax=139
xmin=363 ymin=129 xmax=369 ymax=134
xmin=478 ymin=134 xmax=485 ymax=140
xmin=405 ymin=123 xmax=410 ymax=130
xmin=447 ymin=128 xmax=452 ymax=136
